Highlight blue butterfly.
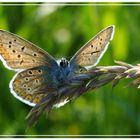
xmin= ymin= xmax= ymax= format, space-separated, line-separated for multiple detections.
xmin=0 ymin=25 xmax=114 ymax=125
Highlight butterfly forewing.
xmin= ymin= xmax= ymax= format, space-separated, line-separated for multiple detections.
xmin=0 ymin=30 xmax=57 ymax=71
xmin=70 ymin=25 xmax=115 ymax=68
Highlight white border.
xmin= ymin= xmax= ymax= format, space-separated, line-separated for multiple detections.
xmin=0 ymin=3 xmax=139 ymax=137
xmin=0 ymin=3 xmax=140 ymax=6
xmin=1 ymin=0 xmax=140 ymax=2
xmin=0 ymin=135 xmax=140 ymax=137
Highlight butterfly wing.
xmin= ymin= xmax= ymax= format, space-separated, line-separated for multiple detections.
xmin=0 ymin=30 xmax=59 ymax=106
xmin=70 ymin=25 xmax=115 ymax=68
xmin=0 ymin=30 xmax=57 ymax=71
xmin=10 ymin=66 xmax=58 ymax=106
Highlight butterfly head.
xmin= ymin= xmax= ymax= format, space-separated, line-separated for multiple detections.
xmin=57 ymin=58 xmax=70 ymax=83
xmin=59 ymin=58 xmax=69 ymax=68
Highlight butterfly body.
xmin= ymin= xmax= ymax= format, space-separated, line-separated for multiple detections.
xmin=55 ymin=58 xmax=71 ymax=84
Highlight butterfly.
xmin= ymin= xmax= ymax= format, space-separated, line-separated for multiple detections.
xmin=0 ymin=25 xmax=115 ymax=126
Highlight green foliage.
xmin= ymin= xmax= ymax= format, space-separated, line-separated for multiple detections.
xmin=0 ymin=3 xmax=140 ymax=136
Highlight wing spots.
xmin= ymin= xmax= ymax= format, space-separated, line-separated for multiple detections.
xmin=99 ymin=38 xmax=103 ymax=45
xmin=32 ymin=59 xmax=35 ymax=62
xmin=9 ymin=45 xmax=11 ymax=48
xmin=23 ymin=84 xmax=27 ymax=88
xmin=35 ymin=79 xmax=40 ymax=84
xmin=38 ymin=69 xmax=42 ymax=74
xmin=21 ymin=46 xmax=25 ymax=51
xmin=19 ymin=92 xmax=26 ymax=97
xmin=1 ymin=44 xmax=3 ymax=47
xmin=20 ymin=60 xmax=24 ymax=65
xmin=33 ymin=53 xmax=37 ymax=57
xmin=91 ymin=51 xmax=100 ymax=55
xmin=25 ymin=95 xmax=33 ymax=100
xmin=25 ymin=77 xmax=29 ymax=81
xmin=27 ymin=87 xmax=31 ymax=92
xmin=28 ymin=70 xmax=33 ymax=75
xmin=33 ymin=95 xmax=41 ymax=104
xmin=28 ymin=69 xmax=42 ymax=75
xmin=15 ymin=89 xmax=20 ymax=93
xmin=12 ymin=50 xmax=16 ymax=53
xmin=9 ymin=41 xmax=12 ymax=44
xmin=14 ymin=39 xmax=16 ymax=42
xmin=14 ymin=79 xmax=21 ymax=84
xmin=91 ymin=44 xmax=93 ymax=48
xmin=17 ymin=54 xmax=21 ymax=58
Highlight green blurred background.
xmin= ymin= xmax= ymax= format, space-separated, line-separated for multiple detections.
xmin=0 ymin=3 xmax=140 ymax=136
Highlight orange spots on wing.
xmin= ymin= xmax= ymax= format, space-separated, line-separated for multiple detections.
xmin=33 ymin=95 xmax=42 ymax=104
xmin=25 ymin=95 xmax=33 ymax=101
xmin=19 ymin=92 xmax=26 ymax=97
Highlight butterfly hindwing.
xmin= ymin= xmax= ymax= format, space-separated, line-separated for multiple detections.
xmin=70 ymin=25 xmax=115 ymax=68
xmin=0 ymin=30 xmax=57 ymax=71
xmin=10 ymin=66 xmax=57 ymax=106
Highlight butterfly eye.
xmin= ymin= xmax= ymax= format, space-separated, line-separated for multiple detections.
xmin=66 ymin=61 xmax=69 ymax=66
xmin=60 ymin=61 xmax=64 ymax=67
xmin=60 ymin=58 xmax=69 ymax=68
